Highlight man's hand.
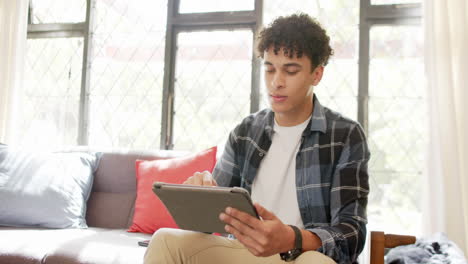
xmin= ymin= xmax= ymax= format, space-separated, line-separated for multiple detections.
xmin=183 ymin=170 xmax=217 ymax=186
xmin=219 ymin=203 xmax=296 ymax=257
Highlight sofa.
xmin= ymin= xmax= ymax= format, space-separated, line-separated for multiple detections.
xmin=0 ymin=148 xmax=189 ymax=264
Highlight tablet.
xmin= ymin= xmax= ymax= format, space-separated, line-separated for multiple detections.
xmin=152 ymin=182 xmax=259 ymax=234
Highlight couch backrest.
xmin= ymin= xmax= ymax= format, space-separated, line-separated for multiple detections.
xmin=85 ymin=149 xmax=187 ymax=229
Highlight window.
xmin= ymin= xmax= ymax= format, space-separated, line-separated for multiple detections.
xmin=21 ymin=37 xmax=83 ymax=147
xmin=21 ymin=0 xmax=87 ymax=148
xmin=172 ymin=30 xmax=253 ymax=150
xmin=368 ymin=25 xmax=425 ymax=235
xmin=20 ymin=0 xmax=425 ymax=247
xmin=362 ymin=1 xmax=425 ymax=238
xmin=87 ymin=0 xmax=167 ymax=149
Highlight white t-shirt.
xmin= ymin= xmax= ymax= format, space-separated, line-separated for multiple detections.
xmin=251 ymin=116 xmax=311 ymax=229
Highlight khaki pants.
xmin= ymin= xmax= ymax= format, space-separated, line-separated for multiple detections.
xmin=144 ymin=228 xmax=336 ymax=264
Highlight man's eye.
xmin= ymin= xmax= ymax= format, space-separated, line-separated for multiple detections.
xmin=265 ymin=68 xmax=275 ymax=73
xmin=286 ymin=71 xmax=298 ymax=75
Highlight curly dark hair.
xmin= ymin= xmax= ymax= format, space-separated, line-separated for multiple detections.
xmin=256 ymin=13 xmax=333 ymax=70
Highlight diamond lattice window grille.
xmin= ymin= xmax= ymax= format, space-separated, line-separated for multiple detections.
xmin=87 ymin=0 xmax=168 ymax=149
xmin=172 ymin=30 xmax=253 ymax=151
xmin=30 ymin=0 xmax=86 ymax=24
xmin=368 ymin=25 xmax=426 ymax=235
xmin=20 ymin=37 xmax=84 ymax=147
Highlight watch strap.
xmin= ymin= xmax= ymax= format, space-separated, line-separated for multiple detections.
xmin=279 ymin=225 xmax=303 ymax=261
xmin=289 ymin=225 xmax=302 ymax=250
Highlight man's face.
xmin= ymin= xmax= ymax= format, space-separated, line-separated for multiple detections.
xmin=263 ymin=48 xmax=323 ymax=118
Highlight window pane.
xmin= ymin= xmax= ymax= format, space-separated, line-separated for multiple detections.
xmin=368 ymin=25 xmax=426 ymax=236
xmin=18 ymin=38 xmax=84 ymax=147
xmin=261 ymin=0 xmax=359 ymax=120
xmin=173 ymin=30 xmax=253 ymax=151
xmin=179 ymin=0 xmax=254 ymax=13
xmin=31 ymin=0 xmax=86 ymax=23
xmin=371 ymin=0 xmax=420 ymax=5
xmin=88 ymin=0 xmax=167 ymax=149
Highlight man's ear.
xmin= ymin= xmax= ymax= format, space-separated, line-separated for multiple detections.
xmin=312 ymin=66 xmax=324 ymax=86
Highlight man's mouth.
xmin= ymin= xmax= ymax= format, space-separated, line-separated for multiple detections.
xmin=270 ymin=95 xmax=288 ymax=103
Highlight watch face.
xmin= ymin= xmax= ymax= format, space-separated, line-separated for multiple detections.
xmin=290 ymin=248 xmax=302 ymax=258
xmin=280 ymin=249 xmax=302 ymax=262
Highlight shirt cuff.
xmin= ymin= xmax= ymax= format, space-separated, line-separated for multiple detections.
xmin=307 ymin=227 xmax=336 ymax=255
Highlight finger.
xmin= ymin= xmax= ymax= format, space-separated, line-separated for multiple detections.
xmin=224 ymin=224 xmax=263 ymax=256
xmin=226 ymin=207 xmax=262 ymax=228
xmin=221 ymin=210 xmax=262 ymax=242
xmin=183 ymin=176 xmax=194 ymax=185
xmin=254 ymin=203 xmax=277 ymax=220
xmin=225 ymin=208 xmax=273 ymax=248
xmin=201 ymin=171 xmax=213 ymax=186
xmin=211 ymin=177 xmax=218 ymax=186
xmin=211 ymin=179 xmax=218 ymax=186
xmin=246 ymin=246 xmax=260 ymax=257
xmin=193 ymin=172 xmax=203 ymax=186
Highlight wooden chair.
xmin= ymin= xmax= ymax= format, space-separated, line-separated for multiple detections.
xmin=370 ymin=231 xmax=416 ymax=264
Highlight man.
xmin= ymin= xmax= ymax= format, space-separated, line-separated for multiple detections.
xmin=144 ymin=13 xmax=370 ymax=264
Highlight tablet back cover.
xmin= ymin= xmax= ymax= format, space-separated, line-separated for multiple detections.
xmin=152 ymin=183 xmax=258 ymax=234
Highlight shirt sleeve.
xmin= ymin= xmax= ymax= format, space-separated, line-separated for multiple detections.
xmin=308 ymin=124 xmax=370 ymax=263
xmin=212 ymin=127 xmax=241 ymax=187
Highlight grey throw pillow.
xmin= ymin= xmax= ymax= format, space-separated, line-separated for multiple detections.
xmin=0 ymin=145 xmax=101 ymax=228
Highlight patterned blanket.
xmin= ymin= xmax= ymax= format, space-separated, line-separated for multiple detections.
xmin=386 ymin=233 xmax=467 ymax=264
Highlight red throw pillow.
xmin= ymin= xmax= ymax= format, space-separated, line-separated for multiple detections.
xmin=127 ymin=146 xmax=217 ymax=234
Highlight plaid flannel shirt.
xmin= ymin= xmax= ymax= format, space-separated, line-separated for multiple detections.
xmin=213 ymin=96 xmax=370 ymax=263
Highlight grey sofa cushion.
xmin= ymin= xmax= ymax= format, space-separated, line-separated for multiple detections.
xmin=0 ymin=146 xmax=101 ymax=228
xmin=84 ymin=149 xmax=188 ymax=229
xmin=85 ymin=192 xmax=136 ymax=228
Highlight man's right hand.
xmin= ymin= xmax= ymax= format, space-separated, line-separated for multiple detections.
xmin=183 ymin=170 xmax=217 ymax=186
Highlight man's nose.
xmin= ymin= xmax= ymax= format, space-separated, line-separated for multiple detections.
xmin=271 ymin=72 xmax=285 ymax=89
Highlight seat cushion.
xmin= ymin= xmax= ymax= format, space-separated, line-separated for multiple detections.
xmin=0 ymin=227 xmax=151 ymax=264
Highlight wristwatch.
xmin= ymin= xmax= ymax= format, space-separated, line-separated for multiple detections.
xmin=280 ymin=225 xmax=303 ymax=262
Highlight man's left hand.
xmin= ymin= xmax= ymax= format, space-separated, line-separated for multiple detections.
xmin=219 ymin=203 xmax=295 ymax=257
